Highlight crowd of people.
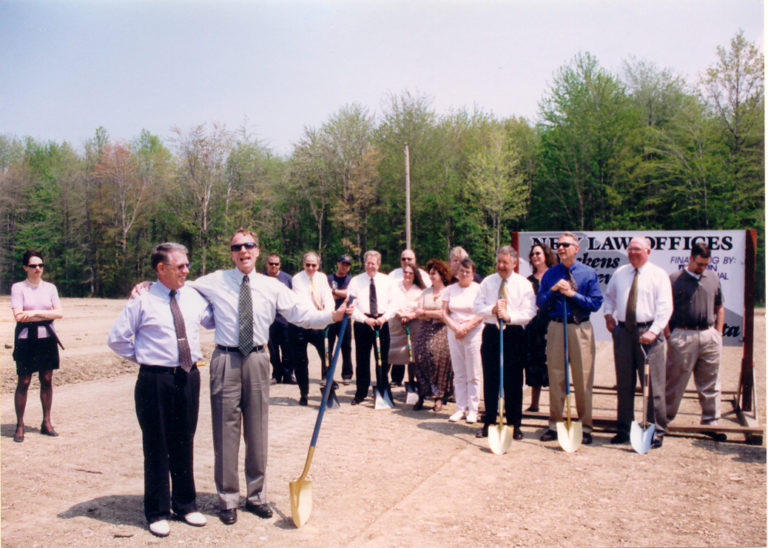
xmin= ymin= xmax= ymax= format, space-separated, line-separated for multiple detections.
xmin=9 ymin=230 xmax=727 ymax=537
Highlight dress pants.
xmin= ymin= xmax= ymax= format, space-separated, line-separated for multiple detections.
xmin=612 ymin=324 xmax=667 ymax=434
xmin=481 ymin=323 xmax=524 ymax=428
xmin=292 ymin=326 xmax=327 ymax=396
xmin=353 ymin=321 xmax=390 ymax=400
xmin=327 ymin=319 xmax=353 ymax=380
xmin=665 ymin=327 xmax=722 ymax=424
xmin=135 ymin=365 xmax=200 ymax=523
xmin=267 ymin=321 xmax=293 ymax=382
xmin=545 ymin=320 xmax=595 ymax=433
xmin=209 ymin=348 xmax=270 ymax=509
xmin=447 ymin=327 xmax=483 ymax=414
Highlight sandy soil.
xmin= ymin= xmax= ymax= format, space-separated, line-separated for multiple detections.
xmin=1 ymin=297 xmax=765 ymax=547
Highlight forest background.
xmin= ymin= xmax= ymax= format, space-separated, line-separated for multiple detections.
xmin=1 ymin=31 xmax=763 ymax=302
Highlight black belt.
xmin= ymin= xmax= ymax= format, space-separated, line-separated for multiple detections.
xmin=618 ymin=321 xmax=653 ymax=329
xmin=674 ymin=324 xmax=713 ymax=331
xmin=139 ymin=364 xmax=196 ymax=374
xmin=365 ymin=313 xmax=383 ymax=319
xmin=216 ymin=344 xmax=266 ymax=353
xmin=551 ymin=316 xmax=587 ymax=325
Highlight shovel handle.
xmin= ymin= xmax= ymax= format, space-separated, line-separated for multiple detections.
xmin=405 ymin=326 xmax=413 ymax=363
xmin=562 ymin=295 xmax=570 ymax=396
xmin=309 ymin=297 xmax=354 ymax=449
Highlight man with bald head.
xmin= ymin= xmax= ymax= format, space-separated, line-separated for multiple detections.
xmin=604 ymin=236 xmax=673 ymax=448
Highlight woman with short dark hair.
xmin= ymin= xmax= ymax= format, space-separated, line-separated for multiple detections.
xmin=10 ymin=250 xmax=64 ymax=442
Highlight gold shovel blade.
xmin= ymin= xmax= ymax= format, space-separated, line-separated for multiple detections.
xmin=556 ymin=420 xmax=583 ymax=453
xmin=289 ymin=477 xmax=312 ymax=528
xmin=488 ymin=425 xmax=515 ymax=455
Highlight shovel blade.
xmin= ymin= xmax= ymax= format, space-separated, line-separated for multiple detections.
xmin=556 ymin=420 xmax=583 ymax=453
xmin=488 ymin=425 xmax=515 ymax=455
xmin=630 ymin=421 xmax=656 ymax=455
xmin=289 ymin=477 xmax=312 ymax=528
xmin=326 ymin=388 xmax=340 ymax=410
xmin=374 ymin=388 xmax=395 ymax=409
xmin=405 ymin=382 xmax=419 ymax=405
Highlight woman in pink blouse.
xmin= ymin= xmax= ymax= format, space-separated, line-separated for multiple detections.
xmin=10 ymin=250 xmax=64 ymax=442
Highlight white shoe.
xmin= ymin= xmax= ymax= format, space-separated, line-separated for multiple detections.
xmin=183 ymin=511 xmax=207 ymax=527
xmin=466 ymin=412 xmax=478 ymax=424
xmin=448 ymin=410 xmax=465 ymax=422
xmin=149 ymin=519 xmax=170 ymax=537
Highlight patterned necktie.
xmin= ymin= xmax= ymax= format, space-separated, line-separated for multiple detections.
xmin=169 ymin=289 xmax=193 ymax=372
xmin=238 ymin=274 xmax=254 ymax=355
xmin=625 ymin=268 xmax=639 ymax=331
xmin=369 ymin=277 xmax=378 ymax=316
xmin=310 ymin=275 xmax=323 ymax=310
xmin=498 ymin=277 xmax=508 ymax=300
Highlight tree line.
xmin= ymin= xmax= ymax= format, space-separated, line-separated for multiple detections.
xmin=1 ymin=32 xmax=763 ymax=301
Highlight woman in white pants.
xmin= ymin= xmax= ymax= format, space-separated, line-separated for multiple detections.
xmin=442 ymin=258 xmax=483 ymax=423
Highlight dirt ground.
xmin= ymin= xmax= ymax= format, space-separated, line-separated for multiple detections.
xmin=1 ymin=297 xmax=765 ymax=547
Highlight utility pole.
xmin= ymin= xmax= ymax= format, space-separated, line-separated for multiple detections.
xmin=404 ymin=143 xmax=411 ymax=249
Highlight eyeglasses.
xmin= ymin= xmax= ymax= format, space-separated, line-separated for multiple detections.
xmin=231 ymin=242 xmax=257 ymax=252
xmin=304 ymin=263 xmax=318 ymax=268
xmin=268 ymin=262 xmax=280 ymax=266
xmin=401 ymin=257 xmax=414 ymax=262
xmin=165 ymin=262 xmax=190 ymax=271
xmin=555 ymin=242 xmax=574 ymax=249
xmin=27 ymin=263 xmax=45 ymax=269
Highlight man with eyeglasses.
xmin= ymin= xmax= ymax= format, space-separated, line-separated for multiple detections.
xmin=291 ymin=252 xmax=335 ymax=405
xmin=604 ymin=236 xmax=672 ymax=449
xmin=389 ymin=249 xmax=431 ymax=288
xmin=108 ymin=242 xmax=214 ymax=537
xmin=265 ymin=253 xmax=295 ymax=385
xmin=187 ymin=229 xmax=351 ymax=525
xmin=537 ymin=232 xmax=603 ymax=445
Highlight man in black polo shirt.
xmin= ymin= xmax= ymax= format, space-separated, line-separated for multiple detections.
xmin=664 ymin=242 xmax=725 ymax=440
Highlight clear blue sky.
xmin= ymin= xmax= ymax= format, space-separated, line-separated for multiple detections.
xmin=1 ymin=0 xmax=763 ymax=156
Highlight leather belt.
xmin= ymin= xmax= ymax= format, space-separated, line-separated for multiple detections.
xmin=551 ymin=316 xmax=587 ymax=325
xmin=216 ymin=344 xmax=266 ymax=353
xmin=139 ymin=364 xmax=196 ymax=374
xmin=675 ymin=324 xmax=713 ymax=331
xmin=618 ymin=321 xmax=653 ymax=329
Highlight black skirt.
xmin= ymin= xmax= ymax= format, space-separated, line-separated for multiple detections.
xmin=13 ymin=335 xmax=60 ymax=376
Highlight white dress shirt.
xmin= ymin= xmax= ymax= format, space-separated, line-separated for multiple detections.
xmin=349 ymin=272 xmax=398 ymax=323
xmin=473 ymin=272 xmax=536 ymax=326
xmin=603 ymin=262 xmax=673 ymax=336
xmin=389 ymin=267 xmax=432 ymax=288
xmin=190 ymin=268 xmax=334 ymax=346
xmin=108 ymin=281 xmax=215 ymax=366
xmin=292 ymin=270 xmax=335 ymax=313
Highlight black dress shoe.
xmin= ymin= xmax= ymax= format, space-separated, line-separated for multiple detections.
xmin=350 ymin=397 xmax=364 ymax=406
xmin=475 ymin=424 xmax=489 ymax=438
xmin=412 ymin=397 xmax=424 ymax=411
xmin=539 ymin=429 xmax=557 ymax=442
xmin=245 ymin=502 xmax=273 ymax=519
xmin=651 ymin=434 xmax=663 ymax=449
xmin=219 ymin=508 xmax=237 ymax=525
xmin=513 ymin=427 xmax=524 ymax=440
xmin=582 ymin=432 xmax=593 ymax=445
xmin=611 ymin=432 xmax=630 ymax=444
xmin=299 ymin=395 xmax=308 ymax=406
xmin=283 ymin=376 xmax=296 ymax=385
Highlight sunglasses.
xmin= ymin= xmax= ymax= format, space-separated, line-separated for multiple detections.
xmin=401 ymin=257 xmax=414 ymax=262
xmin=231 ymin=242 xmax=257 ymax=252
xmin=304 ymin=263 xmax=318 ymax=268
xmin=268 ymin=262 xmax=280 ymax=266
xmin=27 ymin=263 xmax=45 ymax=269
xmin=554 ymin=242 xmax=574 ymax=249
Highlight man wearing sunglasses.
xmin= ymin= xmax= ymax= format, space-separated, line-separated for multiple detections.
xmin=189 ymin=229 xmax=351 ymax=525
xmin=291 ymin=252 xmax=335 ymax=405
xmin=537 ymin=232 xmax=603 ymax=445
xmin=265 ymin=253 xmax=295 ymax=385
xmin=389 ymin=249 xmax=431 ymax=288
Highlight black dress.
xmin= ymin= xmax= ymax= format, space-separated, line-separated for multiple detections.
xmin=524 ymin=275 xmax=549 ymax=388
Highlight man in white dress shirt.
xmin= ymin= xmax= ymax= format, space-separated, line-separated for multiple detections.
xmin=348 ymin=250 xmax=398 ymax=405
xmin=604 ymin=237 xmax=673 ymax=448
xmin=291 ymin=252 xmax=335 ymax=405
xmin=473 ymin=245 xmax=537 ymax=439
xmin=389 ymin=248 xmax=432 ymax=288
xmin=189 ymin=229 xmax=350 ymax=525
xmin=108 ymin=242 xmax=214 ymax=537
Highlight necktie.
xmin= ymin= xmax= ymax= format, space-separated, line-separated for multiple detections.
xmin=169 ymin=289 xmax=193 ymax=372
xmin=498 ymin=278 xmax=508 ymax=300
xmin=238 ymin=274 xmax=254 ymax=355
xmin=310 ymin=275 xmax=323 ymax=310
xmin=625 ymin=268 xmax=639 ymax=331
xmin=369 ymin=277 xmax=378 ymax=316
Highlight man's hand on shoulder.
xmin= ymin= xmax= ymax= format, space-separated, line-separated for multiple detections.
xmin=130 ymin=281 xmax=152 ymax=300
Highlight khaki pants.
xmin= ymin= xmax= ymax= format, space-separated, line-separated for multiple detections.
xmin=545 ymin=320 xmax=595 ymax=433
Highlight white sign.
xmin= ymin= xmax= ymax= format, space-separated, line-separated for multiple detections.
xmin=518 ymin=231 xmax=746 ymax=346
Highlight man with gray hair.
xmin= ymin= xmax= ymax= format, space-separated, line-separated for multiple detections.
xmin=473 ymin=245 xmax=536 ymax=439
xmin=604 ymin=236 xmax=673 ymax=448
xmin=109 ymin=242 xmax=214 ymax=537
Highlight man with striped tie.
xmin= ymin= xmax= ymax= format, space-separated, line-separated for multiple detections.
xmin=291 ymin=252 xmax=335 ymax=405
